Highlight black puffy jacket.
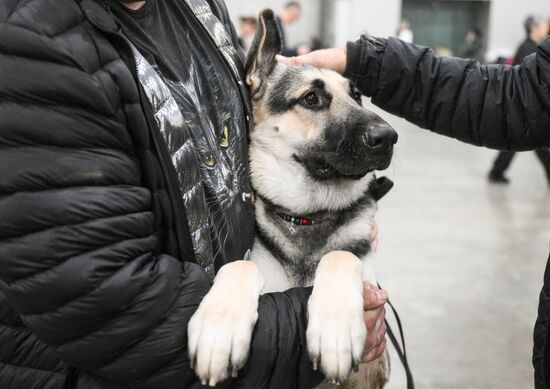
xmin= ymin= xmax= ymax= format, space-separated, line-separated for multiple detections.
xmin=0 ymin=1 xmax=322 ymax=388
xmin=345 ymin=36 xmax=550 ymax=388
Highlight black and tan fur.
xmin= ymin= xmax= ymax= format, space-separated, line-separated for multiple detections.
xmin=188 ymin=9 xmax=398 ymax=389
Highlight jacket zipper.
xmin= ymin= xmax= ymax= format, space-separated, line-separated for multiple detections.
xmin=180 ymin=0 xmax=254 ymax=134
xmin=85 ymin=15 xmax=195 ymax=263
xmin=123 ymin=39 xmax=196 ymax=262
xmin=85 ymin=0 xmax=254 ymax=263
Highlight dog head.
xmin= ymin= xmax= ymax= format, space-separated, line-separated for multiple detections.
xmin=246 ymin=9 xmax=397 ymax=214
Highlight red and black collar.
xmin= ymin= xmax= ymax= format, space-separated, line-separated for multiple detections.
xmin=277 ymin=213 xmax=320 ymax=226
xmin=256 ymin=176 xmax=393 ymax=227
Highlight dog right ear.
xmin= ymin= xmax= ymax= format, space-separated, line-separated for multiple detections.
xmin=245 ymin=8 xmax=283 ymax=99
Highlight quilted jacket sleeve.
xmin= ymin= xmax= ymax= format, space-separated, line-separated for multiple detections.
xmin=0 ymin=1 xmax=212 ymax=386
xmin=0 ymin=2 xmax=322 ymax=388
xmin=345 ymin=36 xmax=550 ymax=151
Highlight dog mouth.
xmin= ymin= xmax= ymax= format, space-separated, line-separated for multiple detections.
xmin=293 ymin=149 xmax=393 ymax=181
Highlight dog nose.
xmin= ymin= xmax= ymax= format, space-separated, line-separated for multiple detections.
xmin=365 ymin=124 xmax=398 ymax=149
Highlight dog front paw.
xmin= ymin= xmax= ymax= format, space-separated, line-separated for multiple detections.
xmin=188 ymin=261 xmax=263 ymax=386
xmin=306 ymin=251 xmax=366 ymax=384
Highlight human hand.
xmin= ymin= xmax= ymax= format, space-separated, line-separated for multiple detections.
xmin=362 ymin=284 xmax=388 ymax=363
xmin=370 ymin=220 xmax=379 ymax=252
xmin=276 ymin=47 xmax=348 ymax=74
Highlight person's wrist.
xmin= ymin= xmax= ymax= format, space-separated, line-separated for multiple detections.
xmin=330 ymin=47 xmax=347 ymax=74
xmin=276 ymin=47 xmax=347 ymax=74
xmin=343 ymin=40 xmax=363 ymax=80
xmin=344 ymin=36 xmax=387 ymax=97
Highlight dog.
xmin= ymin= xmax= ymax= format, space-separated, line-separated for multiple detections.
xmin=188 ymin=9 xmax=398 ymax=388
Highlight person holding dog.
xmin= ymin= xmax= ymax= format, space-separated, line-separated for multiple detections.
xmin=0 ymin=1 xmax=388 ymax=388
xmin=278 ymin=29 xmax=550 ymax=389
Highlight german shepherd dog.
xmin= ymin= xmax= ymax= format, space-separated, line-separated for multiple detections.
xmin=188 ymin=9 xmax=397 ymax=389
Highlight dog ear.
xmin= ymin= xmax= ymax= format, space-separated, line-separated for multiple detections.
xmin=245 ymin=8 xmax=283 ymax=99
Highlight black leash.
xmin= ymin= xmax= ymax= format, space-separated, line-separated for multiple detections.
xmin=381 ymin=289 xmax=415 ymax=389
xmin=371 ymin=180 xmax=414 ymax=388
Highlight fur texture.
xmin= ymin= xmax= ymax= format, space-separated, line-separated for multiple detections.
xmin=188 ymin=8 xmax=397 ymax=387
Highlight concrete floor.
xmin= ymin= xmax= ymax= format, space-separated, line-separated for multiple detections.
xmin=369 ymin=103 xmax=550 ymax=389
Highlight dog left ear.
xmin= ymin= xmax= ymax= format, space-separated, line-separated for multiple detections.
xmin=245 ymin=8 xmax=283 ymax=99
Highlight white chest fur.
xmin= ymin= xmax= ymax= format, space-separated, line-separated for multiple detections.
xmin=251 ymin=196 xmax=378 ymax=293
xmin=251 ymin=240 xmax=294 ymax=292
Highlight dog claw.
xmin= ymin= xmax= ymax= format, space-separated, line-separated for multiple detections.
xmin=312 ymin=358 xmax=318 ymax=371
xmin=231 ymin=368 xmax=239 ymax=378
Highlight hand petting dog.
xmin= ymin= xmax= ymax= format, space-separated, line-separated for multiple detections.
xmin=277 ymin=47 xmax=348 ymax=74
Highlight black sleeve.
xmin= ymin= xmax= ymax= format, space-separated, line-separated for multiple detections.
xmin=0 ymin=3 xmax=211 ymax=386
xmin=0 ymin=3 xmax=321 ymax=388
xmin=190 ymin=288 xmax=323 ymax=389
xmin=234 ymin=288 xmax=324 ymax=389
xmin=345 ymin=36 xmax=550 ymax=151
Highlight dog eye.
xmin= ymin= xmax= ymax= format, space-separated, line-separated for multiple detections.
xmin=302 ymin=92 xmax=319 ymax=107
xmin=353 ymin=91 xmax=362 ymax=102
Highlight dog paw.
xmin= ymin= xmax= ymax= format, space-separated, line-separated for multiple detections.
xmin=188 ymin=261 xmax=263 ymax=386
xmin=306 ymin=251 xmax=366 ymax=384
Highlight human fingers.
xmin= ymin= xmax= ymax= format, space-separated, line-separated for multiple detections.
xmin=276 ymin=47 xmax=347 ymax=73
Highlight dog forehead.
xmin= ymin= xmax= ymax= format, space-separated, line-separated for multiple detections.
xmin=270 ymin=65 xmax=349 ymax=95
xmin=269 ymin=66 xmax=314 ymax=95
xmin=317 ymin=68 xmax=351 ymax=93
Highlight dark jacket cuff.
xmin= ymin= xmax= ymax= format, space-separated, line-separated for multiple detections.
xmin=344 ymin=36 xmax=387 ymax=97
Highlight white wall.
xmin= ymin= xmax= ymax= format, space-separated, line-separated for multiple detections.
xmin=340 ymin=0 xmax=549 ymax=61
xmin=347 ymin=0 xmax=402 ymax=42
xmin=226 ymin=0 xmax=549 ymax=58
xmin=330 ymin=0 xmax=403 ymax=47
xmin=487 ymin=0 xmax=549 ymax=60
xmin=225 ymin=0 xmax=321 ymax=47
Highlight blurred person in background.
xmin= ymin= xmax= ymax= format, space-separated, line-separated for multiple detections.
xmin=280 ymin=29 xmax=550 ymax=389
xmin=460 ymin=27 xmax=484 ymax=62
xmin=0 ymin=0 xmax=388 ymax=388
xmin=396 ymin=19 xmax=414 ymax=43
xmin=435 ymin=42 xmax=453 ymax=57
xmin=277 ymin=1 xmax=302 ymax=56
xmin=237 ymin=16 xmax=257 ymax=54
xmin=488 ymin=15 xmax=550 ymax=184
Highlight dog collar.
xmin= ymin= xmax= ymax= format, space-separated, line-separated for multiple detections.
xmin=277 ymin=213 xmax=320 ymax=226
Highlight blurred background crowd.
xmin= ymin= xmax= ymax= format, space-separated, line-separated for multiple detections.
xmin=227 ymin=1 xmax=550 ymax=389
xmin=228 ymin=0 xmax=550 ymax=65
